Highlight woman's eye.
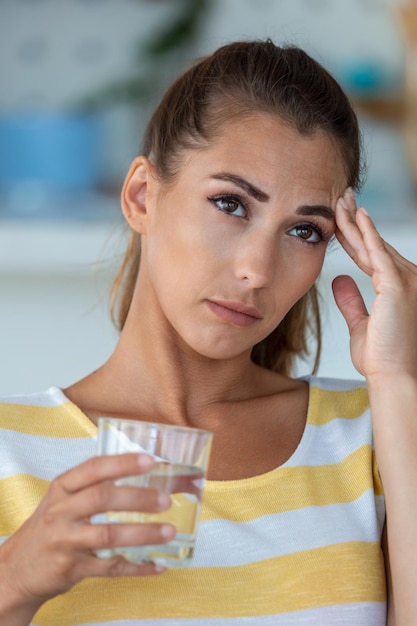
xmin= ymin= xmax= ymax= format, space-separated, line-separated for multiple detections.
xmin=209 ymin=196 xmax=247 ymax=218
xmin=288 ymin=224 xmax=323 ymax=244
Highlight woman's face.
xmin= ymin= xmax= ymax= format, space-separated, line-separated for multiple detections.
xmin=139 ymin=114 xmax=347 ymax=361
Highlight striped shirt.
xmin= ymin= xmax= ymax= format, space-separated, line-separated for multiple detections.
xmin=0 ymin=377 xmax=386 ymax=625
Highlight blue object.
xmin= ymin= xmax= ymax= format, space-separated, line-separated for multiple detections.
xmin=0 ymin=111 xmax=101 ymax=190
xmin=338 ymin=60 xmax=387 ymax=97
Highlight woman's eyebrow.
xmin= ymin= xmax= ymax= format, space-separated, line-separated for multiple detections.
xmin=211 ymin=173 xmax=269 ymax=202
xmin=212 ymin=173 xmax=335 ymax=220
xmin=295 ymin=205 xmax=335 ymax=221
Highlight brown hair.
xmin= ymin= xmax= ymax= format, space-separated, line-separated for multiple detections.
xmin=111 ymin=39 xmax=363 ymax=375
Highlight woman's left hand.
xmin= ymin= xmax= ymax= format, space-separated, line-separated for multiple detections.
xmin=332 ymin=188 xmax=417 ymax=381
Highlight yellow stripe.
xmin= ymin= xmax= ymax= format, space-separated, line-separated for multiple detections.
xmin=0 ymin=445 xmax=382 ymax=534
xmin=0 ymin=402 xmax=96 ymax=438
xmin=373 ymin=450 xmax=384 ymax=497
xmin=308 ymin=386 xmax=369 ymax=425
xmin=33 ymin=542 xmax=385 ymax=624
xmin=0 ymin=474 xmax=49 ymax=535
xmin=201 ymin=445 xmax=379 ymax=521
xmin=0 ymin=385 xmax=368 ymax=436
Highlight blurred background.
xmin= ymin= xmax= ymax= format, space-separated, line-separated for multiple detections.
xmin=1 ymin=0 xmax=417 ymax=394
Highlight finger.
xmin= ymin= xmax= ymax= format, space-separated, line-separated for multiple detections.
xmin=60 ymin=482 xmax=172 ymax=520
xmin=335 ymin=197 xmax=372 ymax=274
xmin=356 ymin=210 xmax=417 ymax=296
xmin=84 ymin=520 xmax=176 ymax=552
xmin=149 ymin=472 xmax=204 ymax=498
xmin=332 ymin=274 xmax=369 ymax=332
xmin=57 ymin=453 xmax=155 ymax=494
xmin=355 ymin=208 xmax=412 ymax=279
xmin=78 ymin=553 xmax=168 ymax=579
xmin=344 ymin=186 xmax=358 ymax=215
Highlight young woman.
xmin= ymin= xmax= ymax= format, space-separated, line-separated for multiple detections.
xmin=1 ymin=39 xmax=417 ymax=625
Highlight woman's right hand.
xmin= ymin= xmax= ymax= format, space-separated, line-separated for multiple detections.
xmin=0 ymin=453 xmax=175 ymax=622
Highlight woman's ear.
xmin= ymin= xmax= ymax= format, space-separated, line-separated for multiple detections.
xmin=121 ymin=156 xmax=158 ymax=233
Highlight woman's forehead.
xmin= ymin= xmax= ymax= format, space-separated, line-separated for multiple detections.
xmin=184 ymin=114 xmax=348 ymax=190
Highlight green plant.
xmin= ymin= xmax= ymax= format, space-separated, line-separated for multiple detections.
xmin=80 ymin=0 xmax=211 ymax=110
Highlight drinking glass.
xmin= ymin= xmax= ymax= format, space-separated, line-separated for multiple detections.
xmin=93 ymin=417 xmax=213 ymax=568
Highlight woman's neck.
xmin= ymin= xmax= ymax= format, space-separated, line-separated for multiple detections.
xmin=64 ymin=318 xmax=281 ymax=428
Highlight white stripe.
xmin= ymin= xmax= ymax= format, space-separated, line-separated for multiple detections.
xmin=285 ymin=413 xmax=372 ymax=468
xmin=306 ymin=376 xmax=367 ymax=392
xmin=192 ymin=491 xmax=384 ymax=568
xmin=0 ymin=386 xmax=67 ymax=407
xmin=0 ymin=429 xmax=95 ymax=481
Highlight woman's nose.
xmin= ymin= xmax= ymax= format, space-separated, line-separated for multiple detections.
xmin=234 ymin=229 xmax=277 ymax=288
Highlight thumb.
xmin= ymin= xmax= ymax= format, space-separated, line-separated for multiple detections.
xmin=332 ymin=274 xmax=369 ymax=333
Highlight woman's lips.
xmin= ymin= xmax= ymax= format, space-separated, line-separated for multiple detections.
xmin=205 ymin=300 xmax=262 ymax=327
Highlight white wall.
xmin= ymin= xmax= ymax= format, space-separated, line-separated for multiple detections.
xmin=0 ymin=221 xmax=121 ymax=395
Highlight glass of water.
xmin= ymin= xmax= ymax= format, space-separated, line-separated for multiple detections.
xmin=93 ymin=418 xmax=213 ymax=568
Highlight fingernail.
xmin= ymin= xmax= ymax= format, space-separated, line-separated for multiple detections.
xmin=338 ymin=196 xmax=349 ymax=210
xmin=154 ymin=564 xmax=167 ymax=573
xmin=359 ymin=206 xmax=369 ymax=216
xmin=158 ymin=493 xmax=171 ymax=509
xmin=161 ymin=524 xmax=175 ymax=539
xmin=137 ymin=453 xmax=154 ymax=469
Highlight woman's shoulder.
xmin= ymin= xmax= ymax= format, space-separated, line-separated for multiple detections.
xmin=0 ymin=387 xmax=68 ymax=410
xmin=303 ymin=375 xmax=370 ymax=427
xmin=0 ymin=386 xmax=85 ymax=435
xmin=0 ymin=386 xmax=96 ymax=442
xmin=0 ymin=387 xmax=67 ymax=420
